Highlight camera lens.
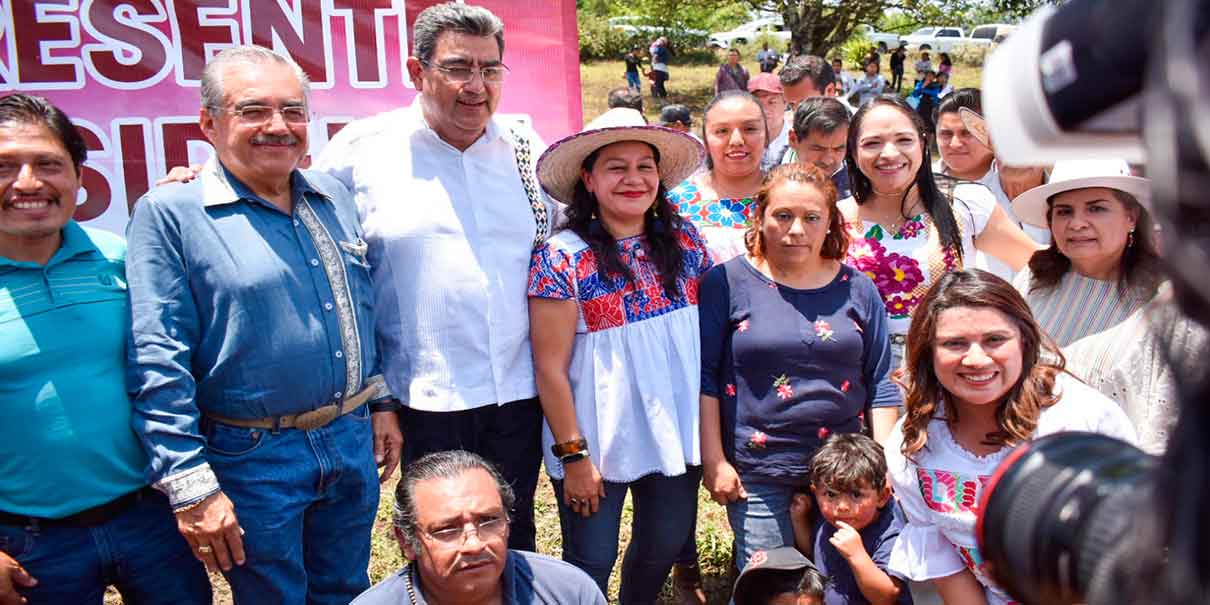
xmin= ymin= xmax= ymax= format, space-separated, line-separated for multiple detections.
xmin=976 ymin=432 xmax=1155 ymax=604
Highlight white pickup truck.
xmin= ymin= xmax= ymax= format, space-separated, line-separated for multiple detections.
xmin=708 ymin=16 xmax=791 ymax=49
xmin=855 ymin=24 xmax=901 ymax=53
xmin=902 ymin=26 xmax=967 ymax=52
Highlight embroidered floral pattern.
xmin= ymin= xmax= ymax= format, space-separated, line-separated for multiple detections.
xmin=774 ymin=374 xmax=793 ymax=400
xmin=840 ymin=379 xmax=850 ymax=393
xmin=527 ymin=226 xmax=712 ymax=332
xmin=748 ymin=431 xmax=769 ymax=449
xmin=916 ymin=468 xmax=989 ymax=515
xmin=736 ymin=319 xmax=750 ymax=333
xmin=726 ymin=383 xmax=737 ymax=397
xmin=817 ymin=426 xmax=830 ymax=440
xmin=667 ymin=182 xmax=755 ymax=229
xmin=846 ymin=235 xmax=926 ymax=319
xmin=814 ymin=319 xmax=835 ymax=341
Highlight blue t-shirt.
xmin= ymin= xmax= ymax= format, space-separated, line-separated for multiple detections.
xmin=699 ymin=258 xmax=900 ymax=485
xmin=814 ymin=502 xmax=914 ymax=605
xmin=0 ymin=222 xmax=148 ymax=517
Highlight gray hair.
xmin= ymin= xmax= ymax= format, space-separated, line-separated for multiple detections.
xmin=393 ymin=450 xmax=516 ymax=553
xmin=200 ymin=45 xmax=311 ymax=114
xmin=412 ymin=2 xmax=505 ymax=65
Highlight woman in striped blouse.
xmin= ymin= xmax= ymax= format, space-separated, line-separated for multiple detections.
xmin=1011 ymin=160 xmax=1195 ymax=453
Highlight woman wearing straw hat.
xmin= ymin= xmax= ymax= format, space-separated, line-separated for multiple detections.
xmin=527 ymin=107 xmax=711 ymax=601
xmin=1012 ymin=160 xmax=1203 ymax=453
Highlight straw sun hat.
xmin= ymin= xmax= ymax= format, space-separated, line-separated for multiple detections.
xmin=1011 ymin=159 xmax=1152 ymax=229
xmin=536 ymin=107 xmax=705 ymax=205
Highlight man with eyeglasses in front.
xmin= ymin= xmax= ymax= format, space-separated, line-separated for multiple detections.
xmin=125 ymin=45 xmax=398 ymax=604
xmin=353 ymin=450 xmax=604 ymax=605
xmin=316 ymin=2 xmax=556 ymax=553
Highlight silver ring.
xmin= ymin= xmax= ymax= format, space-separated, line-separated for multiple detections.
xmin=197 ymin=545 xmax=213 ymax=554
xmin=570 ymin=498 xmax=581 ymax=506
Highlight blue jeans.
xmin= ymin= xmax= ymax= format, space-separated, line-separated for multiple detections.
xmin=0 ymin=490 xmax=210 ymax=605
xmin=725 ymin=480 xmax=798 ymax=572
xmin=626 ymin=71 xmax=641 ymax=91
xmin=553 ymin=468 xmax=701 ymax=604
xmin=204 ymin=404 xmax=379 ymax=605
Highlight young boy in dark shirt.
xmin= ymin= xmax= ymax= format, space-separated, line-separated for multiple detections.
xmin=790 ymin=434 xmax=912 ymax=605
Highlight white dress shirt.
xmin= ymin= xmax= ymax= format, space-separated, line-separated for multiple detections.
xmin=315 ymin=98 xmax=554 ymax=412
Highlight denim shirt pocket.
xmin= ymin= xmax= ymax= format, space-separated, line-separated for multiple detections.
xmin=204 ymin=421 xmax=267 ymax=457
xmin=339 ymin=239 xmax=375 ymax=317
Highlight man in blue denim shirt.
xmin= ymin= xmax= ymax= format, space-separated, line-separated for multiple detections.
xmin=0 ymin=94 xmax=211 ymax=605
xmin=125 ymin=46 xmax=401 ymax=604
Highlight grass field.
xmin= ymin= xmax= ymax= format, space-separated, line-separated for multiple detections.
xmin=105 ymin=52 xmax=987 ymax=605
xmin=580 ymin=52 xmax=986 ymax=128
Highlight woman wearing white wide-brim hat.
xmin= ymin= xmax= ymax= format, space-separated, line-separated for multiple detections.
xmin=526 ymin=107 xmax=713 ymax=601
xmin=1012 ymin=159 xmax=1203 ymax=453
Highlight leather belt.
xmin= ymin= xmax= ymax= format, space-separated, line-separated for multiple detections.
xmin=205 ymin=383 xmax=377 ymax=431
xmin=0 ymin=486 xmax=156 ymax=528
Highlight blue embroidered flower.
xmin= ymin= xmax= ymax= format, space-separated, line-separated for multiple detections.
xmin=706 ymin=198 xmax=749 ymax=228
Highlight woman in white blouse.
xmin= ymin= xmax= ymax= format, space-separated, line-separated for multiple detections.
xmin=527 ymin=108 xmax=712 ymax=602
xmin=885 ymin=269 xmax=1136 ymax=605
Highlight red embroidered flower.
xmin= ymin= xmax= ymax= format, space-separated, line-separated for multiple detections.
xmin=817 ymin=426 xmax=830 ymax=440
xmin=748 ymin=431 xmax=768 ymax=449
xmin=748 ymin=550 xmax=768 ymax=567
xmin=840 ymin=380 xmax=851 ymax=393
xmin=581 ymin=293 xmax=626 ymax=331
xmin=774 ymin=374 xmax=793 ymax=400
xmin=736 ymin=319 xmax=750 ymax=333
xmin=725 ymin=383 xmax=737 ymax=397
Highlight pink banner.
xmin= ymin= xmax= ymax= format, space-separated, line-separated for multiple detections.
xmin=3 ymin=0 xmax=583 ymax=234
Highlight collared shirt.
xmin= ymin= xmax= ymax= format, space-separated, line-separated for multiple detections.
xmin=351 ymin=550 xmax=606 ymax=605
xmin=760 ymin=119 xmax=791 ymax=173
xmin=0 ymin=222 xmax=147 ymax=517
xmin=125 ymin=159 xmax=385 ymax=507
xmin=315 ymin=97 xmax=555 ymax=412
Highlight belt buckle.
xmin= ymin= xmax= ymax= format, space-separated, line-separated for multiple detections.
xmin=294 ymin=404 xmax=340 ymax=431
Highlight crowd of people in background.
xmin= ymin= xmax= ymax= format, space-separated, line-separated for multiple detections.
xmin=1 ymin=3 xmax=1193 ymax=605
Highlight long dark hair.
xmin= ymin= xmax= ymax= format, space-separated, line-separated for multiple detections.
xmin=563 ymin=143 xmax=687 ymax=298
xmin=1027 ymin=188 xmax=1162 ymax=297
xmin=898 ymin=269 xmax=1064 ymax=459
xmin=846 ymin=94 xmax=965 ymax=262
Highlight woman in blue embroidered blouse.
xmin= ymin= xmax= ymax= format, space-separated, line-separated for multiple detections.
xmin=698 ymin=163 xmax=901 ymax=572
xmin=667 ymin=90 xmax=768 ymax=264
xmin=526 ymin=108 xmax=712 ymax=602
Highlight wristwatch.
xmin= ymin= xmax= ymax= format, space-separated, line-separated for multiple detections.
xmin=551 ymin=437 xmax=588 ymax=458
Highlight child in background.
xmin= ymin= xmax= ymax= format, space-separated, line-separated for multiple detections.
xmin=733 ymin=547 xmax=828 ymax=605
xmin=790 ymin=434 xmax=912 ymax=605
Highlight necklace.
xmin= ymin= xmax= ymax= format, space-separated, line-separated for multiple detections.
xmin=403 ymin=566 xmax=419 ymax=605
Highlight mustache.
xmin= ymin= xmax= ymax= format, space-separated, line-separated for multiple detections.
xmin=250 ymin=134 xmax=300 ymax=146
xmin=455 ymin=551 xmax=499 ymax=570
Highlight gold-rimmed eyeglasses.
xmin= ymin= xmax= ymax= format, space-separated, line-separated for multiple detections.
xmin=213 ymin=105 xmax=310 ymax=126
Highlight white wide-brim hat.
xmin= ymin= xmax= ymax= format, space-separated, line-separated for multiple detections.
xmin=536 ymin=107 xmax=705 ymax=205
xmin=1011 ymin=159 xmax=1152 ymax=229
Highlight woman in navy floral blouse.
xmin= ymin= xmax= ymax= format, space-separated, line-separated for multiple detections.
xmin=697 ymin=163 xmax=901 ymax=573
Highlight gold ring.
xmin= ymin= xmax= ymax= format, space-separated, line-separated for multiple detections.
xmin=197 ymin=545 xmax=213 ymax=554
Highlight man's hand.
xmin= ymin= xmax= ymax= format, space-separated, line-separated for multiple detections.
xmin=371 ymin=410 xmax=403 ymax=483
xmin=155 ymin=163 xmax=203 ymax=186
xmin=0 ymin=551 xmax=36 ymax=605
xmin=702 ymin=459 xmax=747 ymax=505
xmin=175 ymin=491 xmax=245 ymax=572
xmin=829 ymin=521 xmax=870 ymax=562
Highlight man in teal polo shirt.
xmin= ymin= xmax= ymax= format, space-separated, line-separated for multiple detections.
xmin=0 ymin=94 xmax=209 ymax=605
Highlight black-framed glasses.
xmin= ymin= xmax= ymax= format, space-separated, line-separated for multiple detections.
xmin=420 ymin=514 xmax=509 ymax=546
xmin=423 ymin=62 xmax=510 ymax=84
xmin=216 ymin=105 xmax=310 ymax=125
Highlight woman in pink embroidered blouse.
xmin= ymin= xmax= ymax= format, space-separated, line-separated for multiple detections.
xmin=840 ymin=95 xmax=1041 ymax=442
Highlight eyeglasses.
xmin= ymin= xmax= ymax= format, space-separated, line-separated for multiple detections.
xmin=423 ymin=62 xmax=510 ymax=84
xmin=420 ymin=515 xmax=509 ymax=546
xmin=216 ymin=105 xmax=310 ymax=125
